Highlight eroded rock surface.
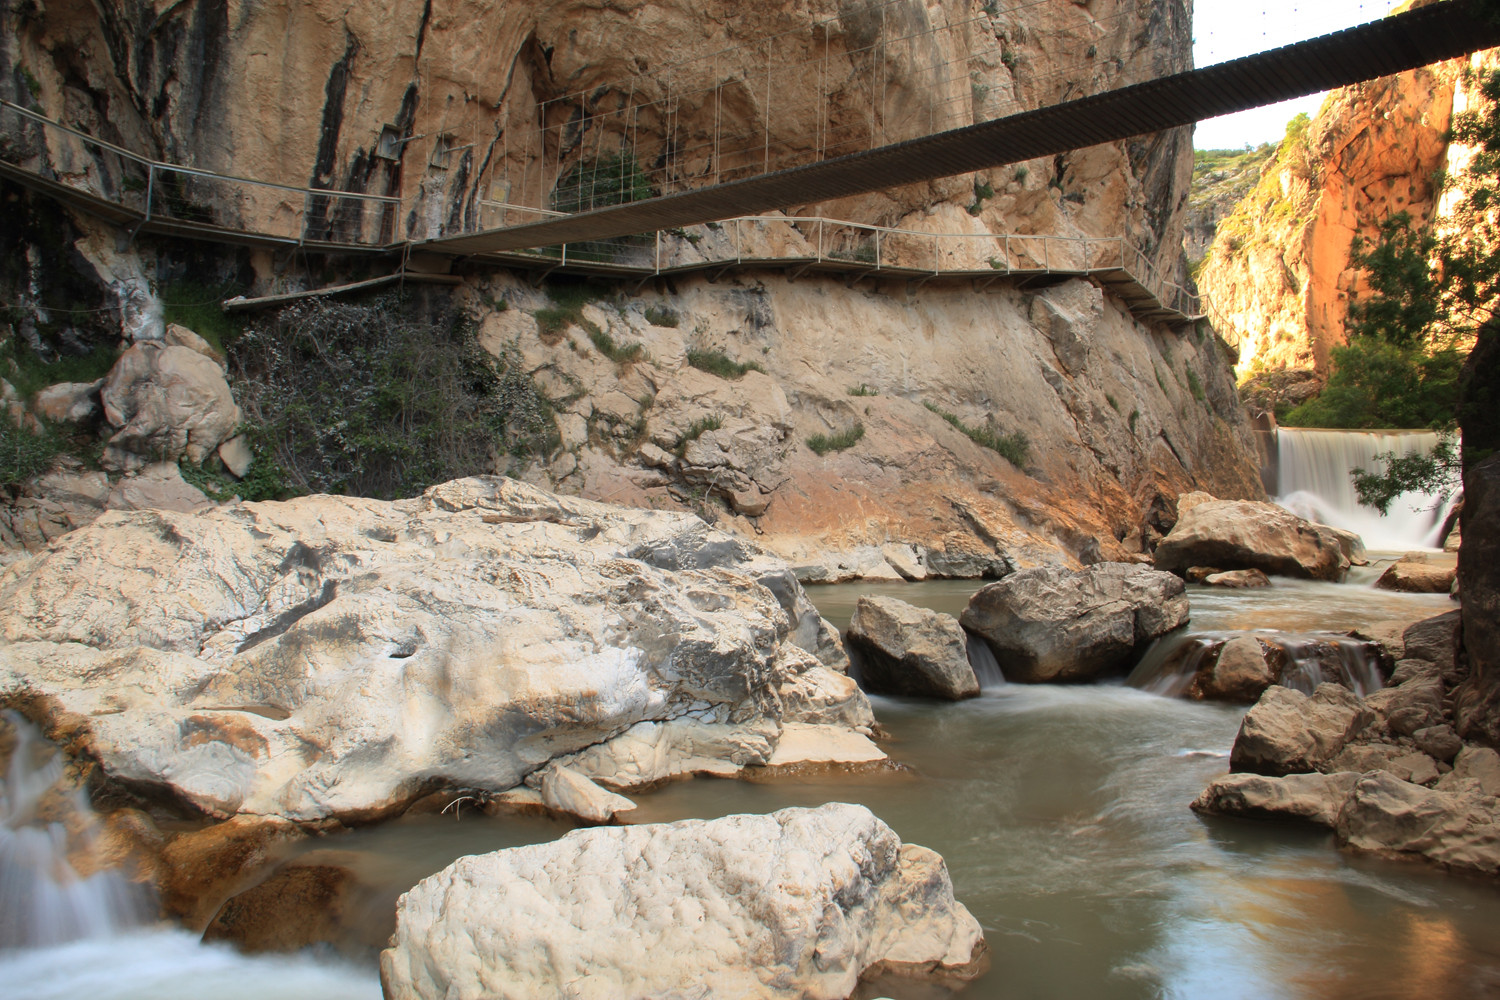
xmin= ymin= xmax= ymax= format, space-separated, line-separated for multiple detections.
xmin=1198 ymin=611 xmax=1500 ymax=877
xmin=0 ymin=477 xmax=872 ymax=824
xmin=847 ymin=596 xmax=979 ymax=701
xmin=961 ymin=562 xmax=1187 ymax=683
xmin=380 ymin=803 xmax=986 ymax=1000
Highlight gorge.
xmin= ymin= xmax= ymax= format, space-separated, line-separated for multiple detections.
xmin=2 ymin=1 xmax=1500 ymax=998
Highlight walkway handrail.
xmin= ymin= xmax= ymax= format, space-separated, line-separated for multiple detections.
xmin=3 ymin=97 xmax=1200 ymax=319
xmin=2 ymin=99 xmax=401 ymax=203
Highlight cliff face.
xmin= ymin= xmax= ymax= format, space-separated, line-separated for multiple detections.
xmin=1 ymin=0 xmax=1263 ymax=577
xmin=1197 ymin=62 xmax=1462 ymax=376
xmin=1 ymin=0 xmax=1193 ymax=276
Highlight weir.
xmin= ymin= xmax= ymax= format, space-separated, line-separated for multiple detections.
xmin=1274 ymin=427 xmax=1456 ymax=552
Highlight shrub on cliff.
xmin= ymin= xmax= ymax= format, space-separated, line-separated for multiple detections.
xmin=228 ymin=295 xmax=557 ymax=500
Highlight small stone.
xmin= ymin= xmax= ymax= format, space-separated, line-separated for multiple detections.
xmin=1204 ymin=568 xmax=1272 ymax=588
xmin=1376 ymin=553 xmax=1456 ymax=594
xmin=537 ymin=765 xmax=636 ymax=823
xmin=636 ymin=443 xmax=676 ymax=469
xmin=32 ymin=380 xmax=102 ymax=424
xmin=848 ymin=596 xmax=979 ymax=700
xmin=218 ymin=436 xmax=253 ymax=478
xmin=1204 ymin=635 xmax=1275 ymax=702
xmin=727 ymin=487 xmax=769 ymax=517
xmin=1412 ymin=725 xmax=1463 ymax=762
xmin=164 ymin=323 xmax=226 ymax=369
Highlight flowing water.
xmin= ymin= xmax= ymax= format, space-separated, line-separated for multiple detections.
xmin=2 ymin=575 xmax=1496 ymax=999
xmin=1275 ymin=427 xmax=1457 ymax=551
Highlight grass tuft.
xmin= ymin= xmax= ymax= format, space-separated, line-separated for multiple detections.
xmin=687 ymin=349 xmax=765 ymax=380
xmin=806 ymin=423 xmax=864 ymax=456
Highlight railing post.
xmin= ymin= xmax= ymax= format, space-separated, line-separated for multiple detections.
xmin=142 ymin=163 xmax=155 ymax=223
xmin=655 ymin=229 xmax=660 ymax=273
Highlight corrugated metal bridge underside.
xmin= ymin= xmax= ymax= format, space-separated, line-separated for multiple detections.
xmin=428 ymin=0 xmax=1500 ymax=257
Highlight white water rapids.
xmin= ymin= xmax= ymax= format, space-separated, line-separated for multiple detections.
xmin=1275 ymin=427 xmax=1456 ymax=551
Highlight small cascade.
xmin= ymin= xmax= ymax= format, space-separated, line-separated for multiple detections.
xmin=0 ymin=711 xmax=153 ymax=949
xmin=1275 ymin=427 xmax=1456 ymax=551
xmin=1126 ymin=630 xmax=1385 ymax=699
xmin=965 ymin=632 xmax=1006 ymax=688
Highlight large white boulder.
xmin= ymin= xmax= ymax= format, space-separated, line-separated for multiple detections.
xmin=380 ymin=803 xmax=986 ymax=1000
xmin=0 ymin=477 xmax=871 ymax=823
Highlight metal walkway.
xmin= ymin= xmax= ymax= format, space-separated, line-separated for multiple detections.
xmin=426 ymin=0 xmax=1500 ymax=255
xmin=3 ymin=0 xmax=1498 ymax=324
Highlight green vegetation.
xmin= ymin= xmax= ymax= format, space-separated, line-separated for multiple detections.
xmin=551 ymin=151 xmax=654 ymax=214
xmin=1105 ymin=393 xmax=1119 ymax=412
xmin=586 ymin=324 xmax=645 ymax=364
xmin=806 ymin=422 xmax=864 ymax=456
xmin=161 ymin=280 xmax=248 ymax=354
xmin=534 ymin=281 xmax=603 ymax=339
xmin=686 ymin=349 xmax=765 ymax=380
xmin=923 ymin=401 xmax=1028 ymax=468
xmin=643 ymin=305 xmax=679 ymax=328
xmin=1185 ymin=368 xmax=1205 ymax=403
xmin=968 ymin=179 xmax=995 ymax=216
xmin=19 ymin=66 xmax=41 ymax=99
xmin=1013 ymin=166 xmax=1029 ymax=184
xmin=1129 ymin=408 xmax=1140 ymax=434
xmin=1 ymin=338 xmax=117 ymax=401
xmin=847 ymin=383 xmax=879 ymax=397
xmin=0 ymin=418 xmax=61 ymax=486
xmin=675 ymin=415 xmax=722 ymax=456
xmin=228 ymin=295 xmax=558 ymax=500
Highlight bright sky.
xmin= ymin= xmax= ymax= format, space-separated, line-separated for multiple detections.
xmin=1193 ymin=1 xmax=1396 ymax=150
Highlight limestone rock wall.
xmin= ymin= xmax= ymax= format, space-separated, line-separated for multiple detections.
xmin=1197 ymin=59 xmax=1464 ymax=376
xmin=474 ymin=267 xmax=1262 ymax=577
xmin=1 ymin=0 xmax=1194 ymax=280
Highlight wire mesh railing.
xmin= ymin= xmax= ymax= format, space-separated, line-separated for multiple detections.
xmin=1 ymin=99 xmax=399 ymax=247
xmin=3 ymin=96 xmax=1199 ymax=318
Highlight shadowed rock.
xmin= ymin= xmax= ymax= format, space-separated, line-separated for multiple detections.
xmin=960 ymin=563 xmax=1187 ymax=683
xmin=847 ymin=596 xmax=979 ymax=700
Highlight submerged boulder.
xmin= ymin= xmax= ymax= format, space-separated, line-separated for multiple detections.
xmin=0 ymin=477 xmax=872 ymax=825
xmin=960 ymin=562 xmax=1187 ymax=683
xmin=1153 ymin=497 xmax=1354 ymax=582
xmin=847 ymin=596 xmax=979 ymax=700
xmin=380 ymin=803 xmax=987 ymax=1000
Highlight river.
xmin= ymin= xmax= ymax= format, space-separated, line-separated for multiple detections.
xmin=6 ymin=557 xmax=1496 ymax=999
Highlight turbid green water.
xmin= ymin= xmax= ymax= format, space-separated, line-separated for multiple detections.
xmin=2 ymin=571 xmax=1495 ymax=999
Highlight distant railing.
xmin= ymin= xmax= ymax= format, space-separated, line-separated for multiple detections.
xmin=0 ymin=99 xmax=400 ymax=247
xmin=2 ymin=98 xmax=1199 ymax=319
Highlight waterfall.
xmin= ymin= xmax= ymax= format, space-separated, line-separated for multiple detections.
xmin=965 ymin=632 xmax=1006 ymax=688
xmin=0 ymin=711 xmax=153 ymax=949
xmin=1275 ymin=427 xmax=1456 ymax=552
xmin=1126 ymin=630 xmax=1385 ymax=698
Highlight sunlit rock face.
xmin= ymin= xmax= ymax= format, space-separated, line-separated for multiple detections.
xmin=1199 ymin=43 xmax=1499 ymax=377
xmin=0 ymin=477 xmax=872 ymax=824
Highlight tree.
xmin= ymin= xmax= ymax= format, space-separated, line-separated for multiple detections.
xmin=1305 ymin=68 xmax=1500 ymax=511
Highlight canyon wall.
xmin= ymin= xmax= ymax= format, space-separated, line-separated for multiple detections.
xmin=1197 ymin=58 xmax=1465 ymax=376
xmin=1 ymin=0 xmax=1266 ymax=576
